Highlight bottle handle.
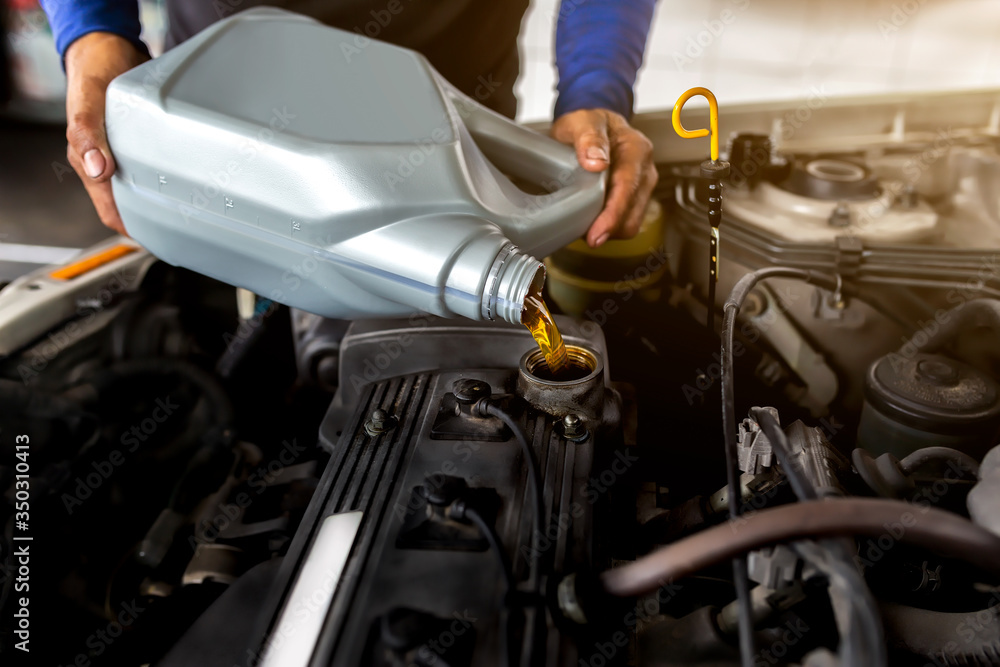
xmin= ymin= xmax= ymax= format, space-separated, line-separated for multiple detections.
xmin=444 ymin=86 xmax=606 ymax=241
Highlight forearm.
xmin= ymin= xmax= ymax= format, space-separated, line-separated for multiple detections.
xmin=40 ymin=0 xmax=149 ymax=61
xmin=554 ymin=0 xmax=656 ymax=119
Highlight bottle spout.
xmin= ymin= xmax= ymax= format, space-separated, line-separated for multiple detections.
xmin=482 ymin=244 xmax=546 ymax=325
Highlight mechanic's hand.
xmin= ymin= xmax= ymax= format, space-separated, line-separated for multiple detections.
xmin=64 ymin=32 xmax=149 ymax=235
xmin=551 ymin=109 xmax=658 ymax=247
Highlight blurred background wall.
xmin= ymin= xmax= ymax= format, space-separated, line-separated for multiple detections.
xmin=515 ymin=0 xmax=1000 ymax=121
xmin=3 ymin=0 xmax=166 ymax=120
xmin=4 ymin=0 xmax=999 ymax=122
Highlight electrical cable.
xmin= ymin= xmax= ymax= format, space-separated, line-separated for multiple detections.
xmin=461 ymin=504 xmax=516 ymax=594
xmin=749 ymin=407 xmax=886 ymax=666
xmin=720 ymin=267 xmax=837 ymax=666
xmin=483 ymin=401 xmax=544 ymax=593
xmin=455 ymin=503 xmax=514 ymax=667
xmin=728 ymin=557 xmax=754 ymax=667
xmin=749 ymin=408 xmax=817 ymax=502
xmin=598 ymin=497 xmax=1000 ymax=598
xmin=791 ymin=541 xmax=886 ymax=666
xmin=671 ymin=187 xmax=934 ymax=332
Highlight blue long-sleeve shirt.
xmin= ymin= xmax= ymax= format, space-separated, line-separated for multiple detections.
xmin=40 ymin=0 xmax=655 ymax=119
xmin=555 ymin=0 xmax=656 ymax=118
xmin=41 ymin=0 xmax=150 ymax=61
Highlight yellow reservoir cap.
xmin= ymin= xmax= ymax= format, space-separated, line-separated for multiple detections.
xmin=545 ymin=200 xmax=667 ymax=316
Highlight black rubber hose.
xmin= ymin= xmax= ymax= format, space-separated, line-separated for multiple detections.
xmin=483 ymin=400 xmax=544 ymax=593
xmin=91 ymin=359 xmax=238 ymax=568
xmin=93 ymin=358 xmax=238 ymax=511
xmin=909 ymin=298 xmax=1000 ymax=355
xmin=599 ymin=498 xmax=1000 ymax=597
xmin=167 ymin=437 xmax=236 ymax=513
xmin=720 ymin=267 xmax=839 ymax=666
xmin=90 ymin=358 xmax=235 ymax=427
xmin=0 ymin=379 xmax=96 ymax=436
xmin=879 ymin=601 xmax=1000 ymax=663
xmin=899 ymin=446 xmax=980 ymax=477
xmin=215 ymin=298 xmax=276 ymax=378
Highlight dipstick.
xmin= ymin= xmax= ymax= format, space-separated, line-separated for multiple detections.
xmin=672 ymin=88 xmax=730 ymax=335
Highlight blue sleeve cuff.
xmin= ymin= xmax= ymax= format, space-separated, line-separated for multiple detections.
xmin=555 ymin=68 xmax=635 ymax=119
xmin=554 ymin=0 xmax=656 ymax=119
xmin=40 ymin=0 xmax=149 ymax=63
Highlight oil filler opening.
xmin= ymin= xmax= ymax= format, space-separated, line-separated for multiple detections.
xmin=520 ymin=345 xmax=600 ymax=384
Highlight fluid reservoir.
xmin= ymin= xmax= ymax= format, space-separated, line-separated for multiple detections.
xmin=544 ymin=200 xmax=666 ymax=317
xmin=858 ymin=352 xmax=1000 ymax=459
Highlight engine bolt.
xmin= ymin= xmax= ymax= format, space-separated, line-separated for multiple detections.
xmin=365 ymin=408 xmax=397 ymax=437
xmin=828 ymin=201 xmax=851 ymax=227
xmin=562 ymin=414 xmax=588 ymax=442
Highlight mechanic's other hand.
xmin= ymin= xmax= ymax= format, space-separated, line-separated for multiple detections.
xmin=65 ymin=32 xmax=148 ymax=235
xmin=550 ymin=109 xmax=658 ymax=248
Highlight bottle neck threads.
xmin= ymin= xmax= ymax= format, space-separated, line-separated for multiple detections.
xmin=482 ymin=244 xmax=545 ymax=325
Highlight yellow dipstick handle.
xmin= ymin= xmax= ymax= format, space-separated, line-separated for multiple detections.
xmin=672 ymin=87 xmax=720 ymax=161
xmin=672 ymin=87 xmax=728 ymax=335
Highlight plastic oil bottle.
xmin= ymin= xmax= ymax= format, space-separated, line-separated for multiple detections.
xmin=106 ymin=8 xmax=604 ymax=354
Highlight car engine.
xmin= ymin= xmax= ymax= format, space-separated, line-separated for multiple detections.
xmin=2 ymin=89 xmax=1000 ymax=667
